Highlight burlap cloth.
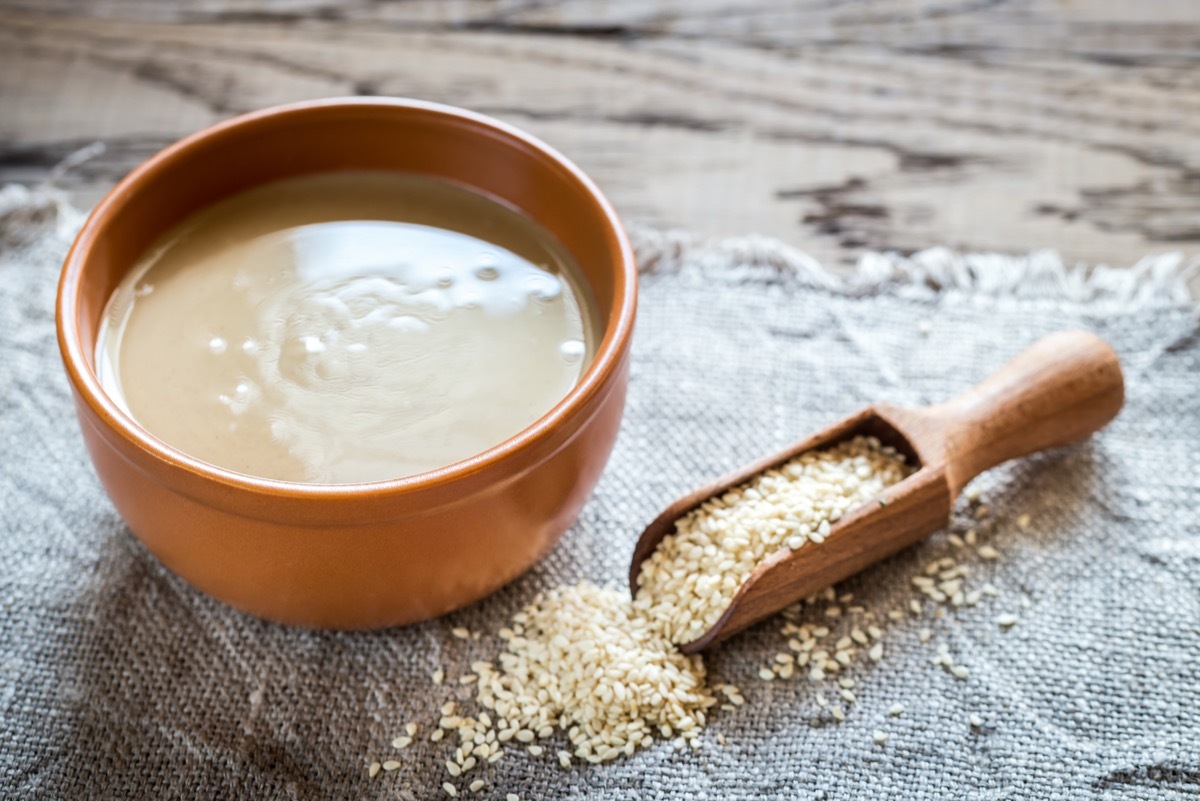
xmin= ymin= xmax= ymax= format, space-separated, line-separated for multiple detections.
xmin=2 ymin=183 xmax=1198 ymax=800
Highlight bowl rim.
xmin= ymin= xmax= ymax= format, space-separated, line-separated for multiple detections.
xmin=57 ymin=96 xmax=637 ymax=501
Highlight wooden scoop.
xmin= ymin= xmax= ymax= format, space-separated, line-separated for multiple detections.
xmin=630 ymin=330 xmax=1124 ymax=654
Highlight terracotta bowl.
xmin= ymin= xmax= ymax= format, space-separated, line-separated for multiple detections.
xmin=56 ymin=98 xmax=636 ymax=629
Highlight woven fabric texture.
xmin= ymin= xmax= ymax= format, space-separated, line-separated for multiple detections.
xmin=2 ymin=185 xmax=1198 ymax=800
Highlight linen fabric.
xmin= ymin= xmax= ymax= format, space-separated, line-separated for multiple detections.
xmin=2 ymin=186 xmax=1198 ymax=800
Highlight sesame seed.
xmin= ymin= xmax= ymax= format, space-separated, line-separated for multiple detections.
xmin=888 ymin=703 xmax=904 ymax=716
xmin=382 ymin=760 xmax=401 ymax=771
xmin=873 ymin=730 xmax=889 ymax=744
xmin=443 ymin=782 xmax=458 ymax=797
xmin=363 ymin=439 xmax=931 ymax=777
xmin=951 ymin=665 xmax=970 ymax=680
xmin=969 ymin=714 xmax=984 ymax=728
xmin=1017 ymin=513 xmax=1031 ymax=530
xmin=507 ymin=795 xmax=520 ymax=801
xmin=636 ymin=437 xmax=912 ymax=645
xmin=469 ymin=780 xmax=484 ymax=793
xmin=368 ymin=762 xmax=381 ymax=778
xmin=996 ymin=613 xmax=1019 ymax=628
xmin=978 ymin=545 xmax=1000 ymax=560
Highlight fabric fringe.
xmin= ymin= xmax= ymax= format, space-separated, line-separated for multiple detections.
xmin=2 ymin=180 xmax=1194 ymax=309
xmin=630 ymin=225 xmax=1199 ymax=309
xmin=0 ymin=183 xmax=84 ymax=248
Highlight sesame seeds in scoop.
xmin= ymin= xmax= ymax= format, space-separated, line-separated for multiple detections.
xmin=634 ymin=436 xmax=914 ymax=646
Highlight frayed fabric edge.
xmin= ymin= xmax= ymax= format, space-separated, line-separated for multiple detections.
xmin=2 ymin=183 xmax=1195 ymax=310
xmin=0 ymin=183 xmax=86 ymax=248
xmin=631 ymin=224 xmax=1199 ymax=310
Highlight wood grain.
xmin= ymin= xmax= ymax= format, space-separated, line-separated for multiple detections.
xmin=1 ymin=0 xmax=1198 ymax=275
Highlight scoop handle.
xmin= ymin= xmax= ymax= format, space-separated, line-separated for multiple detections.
xmin=921 ymin=330 xmax=1124 ymax=497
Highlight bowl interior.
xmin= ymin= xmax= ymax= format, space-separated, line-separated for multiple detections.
xmin=70 ymin=99 xmax=628 ymax=375
xmin=61 ymin=99 xmax=635 ymax=498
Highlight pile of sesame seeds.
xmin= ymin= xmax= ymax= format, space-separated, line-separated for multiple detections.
xmin=366 ymin=441 xmax=1029 ymax=794
xmin=634 ymin=436 xmax=914 ymax=646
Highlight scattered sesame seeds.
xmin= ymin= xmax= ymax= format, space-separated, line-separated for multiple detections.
xmin=367 ymin=446 xmax=1020 ymax=785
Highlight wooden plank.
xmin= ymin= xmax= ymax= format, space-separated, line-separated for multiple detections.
xmin=1 ymin=1 xmax=1197 ymax=274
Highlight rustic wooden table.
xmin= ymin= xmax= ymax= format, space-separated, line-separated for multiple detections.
xmin=2 ymin=0 xmax=1197 ymax=274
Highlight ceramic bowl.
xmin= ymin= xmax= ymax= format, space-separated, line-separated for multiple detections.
xmin=57 ymin=98 xmax=636 ymax=628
